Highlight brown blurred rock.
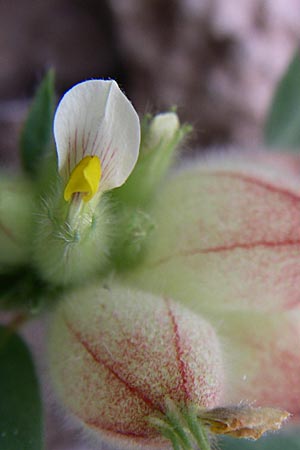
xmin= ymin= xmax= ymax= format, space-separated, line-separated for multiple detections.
xmin=1 ymin=0 xmax=300 ymax=163
xmin=0 ymin=101 xmax=27 ymax=167
xmin=109 ymin=0 xmax=300 ymax=147
xmin=0 ymin=0 xmax=122 ymax=165
xmin=0 ymin=0 xmax=120 ymax=98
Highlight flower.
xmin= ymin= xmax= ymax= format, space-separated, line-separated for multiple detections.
xmin=124 ymin=152 xmax=300 ymax=416
xmin=33 ymin=80 xmax=140 ymax=285
xmin=53 ymin=79 xmax=140 ymax=204
xmin=47 ymin=81 xmax=295 ymax=444
xmin=49 ymin=281 xmax=224 ymax=449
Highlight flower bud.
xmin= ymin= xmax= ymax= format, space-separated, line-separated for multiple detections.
xmin=146 ymin=112 xmax=180 ymax=149
xmin=0 ymin=173 xmax=34 ymax=269
xmin=49 ymin=282 xmax=224 ymax=448
xmin=114 ymin=112 xmax=191 ymax=207
xmin=123 ymin=152 xmax=300 ymax=416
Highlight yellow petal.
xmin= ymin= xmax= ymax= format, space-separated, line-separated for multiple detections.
xmin=64 ymin=155 xmax=102 ymax=202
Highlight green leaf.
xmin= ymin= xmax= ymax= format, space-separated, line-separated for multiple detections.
xmin=0 ymin=265 xmax=61 ymax=314
xmin=220 ymin=429 xmax=300 ymax=450
xmin=20 ymin=69 xmax=55 ymax=177
xmin=0 ymin=326 xmax=44 ymax=450
xmin=264 ymin=50 xmax=300 ymax=150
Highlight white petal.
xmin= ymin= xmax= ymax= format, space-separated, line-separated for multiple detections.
xmin=53 ymin=80 xmax=140 ymax=191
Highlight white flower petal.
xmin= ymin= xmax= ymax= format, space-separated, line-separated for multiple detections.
xmin=53 ymin=79 xmax=140 ymax=191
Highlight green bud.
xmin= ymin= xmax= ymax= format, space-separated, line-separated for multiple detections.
xmin=33 ymin=184 xmax=111 ymax=286
xmin=114 ymin=112 xmax=192 ymax=207
xmin=0 ymin=173 xmax=34 ymax=269
xmin=146 ymin=112 xmax=180 ymax=149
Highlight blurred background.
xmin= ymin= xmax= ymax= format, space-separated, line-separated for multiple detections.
xmin=1 ymin=1 xmax=300 ymax=449
xmin=1 ymin=0 xmax=300 ymax=167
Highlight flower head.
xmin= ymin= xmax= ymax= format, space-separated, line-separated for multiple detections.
xmin=33 ymin=80 xmax=140 ymax=286
xmin=53 ymin=79 xmax=140 ymax=203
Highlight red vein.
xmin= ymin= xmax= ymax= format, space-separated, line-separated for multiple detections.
xmin=67 ymin=152 xmax=71 ymax=175
xmin=83 ymin=129 xmax=92 ymax=157
xmin=81 ymin=129 xmax=85 ymax=158
xmin=199 ymin=239 xmax=300 ymax=253
xmin=102 ymin=148 xmax=116 ymax=174
xmin=100 ymin=138 xmax=113 ymax=167
xmin=74 ymin=128 xmax=78 ymax=163
xmin=150 ymin=170 xmax=300 ymax=268
xmin=165 ymin=298 xmax=190 ymax=402
xmin=152 ymin=239 xmax=300 ymax=267
xmin=64 ymin=317 xmax=159 ymax=412
xmin=202 ymin=171 xmax=300 ymax=202
xmin=91 ymin=128 xmax=100 ymax=154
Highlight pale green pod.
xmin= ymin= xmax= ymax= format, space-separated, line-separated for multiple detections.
xmin=125 ymin=153 xmax=300 ymax=313
xmin=123 ymin=152 xmax=300 ymax=416
xmin=49 ymin=282 xmax=224 ymax=449
xmin=0 ymin=173 xmax=34 ymax=269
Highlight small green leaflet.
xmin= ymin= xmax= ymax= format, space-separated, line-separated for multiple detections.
xmin=20 ymin=69 xmax=55 ymax=177
xmin=0 ymin=326 xmax=43 ymax=450
xmin=264 ymin=50 xmax=300 ymax=150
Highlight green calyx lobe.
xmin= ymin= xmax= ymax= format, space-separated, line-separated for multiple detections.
xmin=110 ymin=203 xmax=155 ymax=270
xmin=149 ymin=399 xmax=211 ymax=450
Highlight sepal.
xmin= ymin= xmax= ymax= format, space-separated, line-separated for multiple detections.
xmin=110 ymin=205 xmax=155 ymax=270
xmin=33 ymin=185 xmax=111 ymax=286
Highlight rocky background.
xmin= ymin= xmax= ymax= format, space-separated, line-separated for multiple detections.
xmin=1 ymin=0 xmax=300 ymax=166
xmin=1 ymin=0 xmax=300 ymax=448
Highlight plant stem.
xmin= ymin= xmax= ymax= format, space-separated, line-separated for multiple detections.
xmin=159 ymin=425 xmax=182 ymax=450
xmin=165 ymin=402 xmax=195 ymax=450
xmin=184 ymin=406 xmax=211 ymax=450
xmin=149 ymin=400 xmax=213 ymax=450
xmin=149 ymin=416 xmax=191 ymax=450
